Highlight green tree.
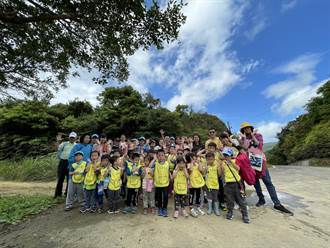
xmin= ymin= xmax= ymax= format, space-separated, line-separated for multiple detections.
xmin=0 ymin=0 xmax=186 ymax=99
xmin=268 ymin=80 xmax=330 ymax=164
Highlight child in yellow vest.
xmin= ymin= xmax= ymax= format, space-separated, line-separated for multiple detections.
xmin=173 ymin=156 xmax=190 ymax=218
xmin=153 ymin=149 xmax=170 ymax=217
xmin=65 ymin=151 xmax=86 ymax=211
xmin=221 ymin=147 xmax=250 ymax=224
xmin=96 ymin=154 xmax=110 ymax=213
xmin=107 ymin=156 xmax=124 ymax=214
xmin=205 ymin=152 xmax=222 ymax=216
xmin=187 ymin=153 xmax=205 ymax=217
xmin=81 ymin=151 xmax=100 ymax=213
xmin=207 ymin=142 xmax=226 ymax=211
xmin=142 ymin=155 xmax=156 ymax=214
xmin=123 ymin=153 xmax=143 ymax=214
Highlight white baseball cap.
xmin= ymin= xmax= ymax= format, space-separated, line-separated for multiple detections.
xmin=69 ymin=132 xmax=77 ymax=138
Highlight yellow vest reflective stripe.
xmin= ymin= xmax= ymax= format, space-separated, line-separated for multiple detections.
xmin=126 ymin=162 xmax=142 ymax=189
xmin=72 ymin=161 xmax=86 ymax=183
xmin=108 ymin=167 xmax=121 ymax=191
xmin=174 ymin=170 xmax=188 ymax=194
xmin=206 ymin=163 xmax=219 ymax=189
xmin=154 ymin=160 xmax=170 ymax=187
xmin=84 ymin=162 xmax=99 ymax=186
xmin=190 ymin=164 xmax=205 ymax=188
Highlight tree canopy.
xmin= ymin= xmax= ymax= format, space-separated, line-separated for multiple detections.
xmin=268 ymin=80 xmax=330 ymax=164
xmin=0 ymin=0 xmax=186 ymax=99
xmin=0 ymin=86 xmax=227 ymax=159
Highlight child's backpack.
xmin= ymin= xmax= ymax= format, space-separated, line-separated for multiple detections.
xmin=235 ymin=152 xmax=256 ymax=186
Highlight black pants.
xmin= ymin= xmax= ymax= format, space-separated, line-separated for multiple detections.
xmin=224 ymin=183 xmax=248 ymax=216
xmin=54 ymin=159 xmax=69 ymax=197
xmin=174 ymin=194 xmax=187 ymax=210
xmin=218 ymin=176 xmax=225 ymax=204
xmin=127 ymin=188 xmax=138 ymax=207
xmin=109 ymin=190 xmax=120 ymax=211
xmin=189 ymin=188 xmax=201 ymax=206
xmin=155 ymin=187 xmax=169 ymax=210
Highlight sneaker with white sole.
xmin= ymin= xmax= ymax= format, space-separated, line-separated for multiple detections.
xmin=197 ymin=207 xmax=205 ymax=216
xmin=190 ymin=208 xmax=199 ymax=218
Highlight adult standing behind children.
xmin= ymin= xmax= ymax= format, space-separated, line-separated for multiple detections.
xmin=68 ymin=134 xmax=93 ymax=166
xmin=54 ymin=132 xmax=77 ymax=198
xmin=205 ymin=128 xmax=223 ymax=151
xmin=239 ymin=122 xmax=293 ymax=215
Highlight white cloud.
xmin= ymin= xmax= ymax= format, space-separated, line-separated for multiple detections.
xmin=256 ymin=121 xmax=285 ymax=142
xmin=52 ymin=0 xmax=262 ymax=110
xmin=263 ymin=54 xmax=328 ymax=116
xmin=244 ymin=2 xmax=267 ymax=41
xmin=125 ymin=0 xmax=256 ymax=111
xmin=281 ymin=0 xmax=298 ymax=13
xmin=51 ymin=69 xmax=104 ymax=107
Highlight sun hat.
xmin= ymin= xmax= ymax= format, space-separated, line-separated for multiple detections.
xmin=240 ymin=122 xmax=254 ymax=133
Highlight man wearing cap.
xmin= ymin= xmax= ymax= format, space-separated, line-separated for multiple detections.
xmin=239 ymin=122 xmax=293 ymax=215
xmin=205 ymin=128 xmax=223 ymax=151
xmin=54 ymin=132 xmax=77 ymax=198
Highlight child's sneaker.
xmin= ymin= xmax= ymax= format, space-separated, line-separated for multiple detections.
xmin=226 ymin=210 xmax=233 ymax=220
xmin=107 ymin=209 xmax=115 ymax=214
xmin=143 ymin=208 xmax=148 ymax=215
xmin=80 ymin=208 xmax=87 ymax=213
xmin=197 ymin=207 xmax=205 ymax=216
xmin=122 ymin=207 xmax=131 ymax=214
xmin=158 ymin=208 xmax=163 ymax=216
xmin=190 ymin=208 xmax=198 ymax=218
xmin=173 ymin=210 xmax=179 ymax=218
xmin=214 ymin=205 xmax=221 ymax=216
xmin=65 ymin=206 xmax=72 ymax=211
xmin=163 ymin=208 xmax=168 ymax=217
xmin=131 ymin=207 xmax=137 ymax=214
xmin=114 ymin=210 xmax=120 ymax=214
xmin=220 ymin=203 xmax=227 ymax=211
xmin=90 ymin=208 xmax=97 ymax=213
xmin=242 ymin=214 xmax=250 ymax=224
xmin=182 ymin=209 xmax=189 ymax=218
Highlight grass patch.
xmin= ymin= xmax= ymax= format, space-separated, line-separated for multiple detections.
xmin=0 ymin=194 xmax=59 ymax=224
xmin=0 ymin=153 xmax=58 ymax=181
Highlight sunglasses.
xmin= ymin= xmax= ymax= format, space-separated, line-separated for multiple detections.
xmin=209 ymin=131 xmax=215 ymax=134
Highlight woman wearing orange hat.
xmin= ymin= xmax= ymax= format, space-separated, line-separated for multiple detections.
xmin=239 ymin=122 xmax=293 ymax=215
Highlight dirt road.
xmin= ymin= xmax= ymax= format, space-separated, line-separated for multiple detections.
xmin=0 ymin=166 xmax=329 ymax=248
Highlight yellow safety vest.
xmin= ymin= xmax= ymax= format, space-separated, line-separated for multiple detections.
xmin=206 ymin=163 xmax=219 ymax=189
xmin=223 ymin=160 xmax=241 ymax=183
xmin=72 ymin=161 xmax=86 ymax=183
xmin=84 ymin=162 xmax=100 ymax=186
xmin=167 ymin=154 xmax=176 ymax=172
xmin=98 ymin=167 xmax=108 ymax=182
xmin=126 ymin=161 xmax=142 ymax=189
xmin=190 ymin=163 xmax=205 ymax=188
xmin=174 ymin=170 xmax=188 ymax=195
xmin=154 ymin=160 xmax=170 ymax=187
xmin=108 ymin=167 xmax=122 ymax=191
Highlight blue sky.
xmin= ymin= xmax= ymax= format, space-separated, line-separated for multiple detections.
xmin=52 ymin=0 xmax=330 ymax=142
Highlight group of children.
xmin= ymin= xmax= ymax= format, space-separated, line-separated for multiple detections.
xmin=65 ymin=140 xmax=251 ymax=224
